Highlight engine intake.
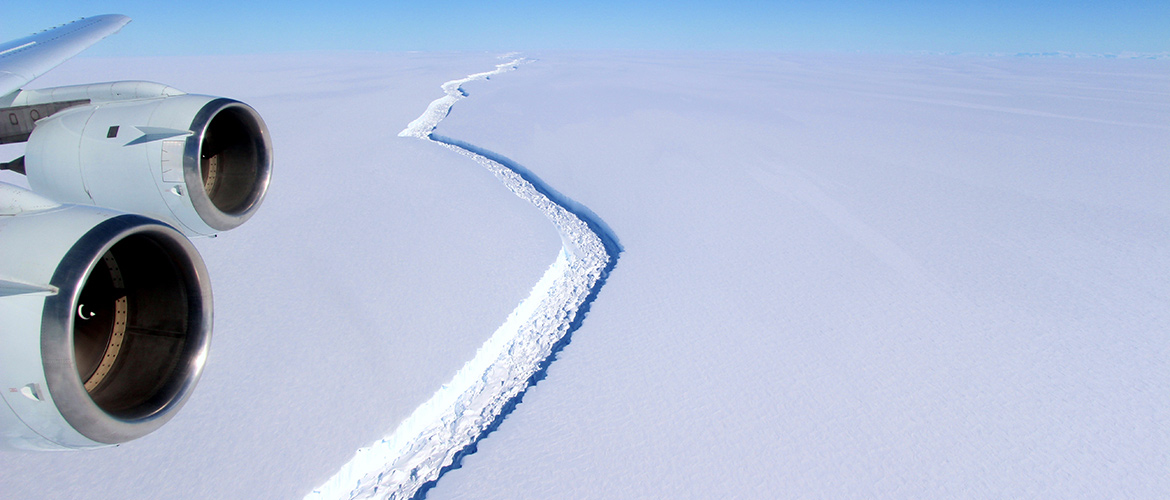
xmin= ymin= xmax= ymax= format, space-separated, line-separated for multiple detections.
xmin=186 ymin=99 xmax=271 ymax=231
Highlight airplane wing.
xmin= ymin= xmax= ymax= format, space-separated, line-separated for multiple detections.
xmin=0 ymin=14 xmax=130 ymax=98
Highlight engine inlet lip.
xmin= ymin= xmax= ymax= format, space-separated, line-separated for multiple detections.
xmin=40 ymin=214 xmax=212 ymax=445
xmin=183 ymin=98 xmax=273 ymax=232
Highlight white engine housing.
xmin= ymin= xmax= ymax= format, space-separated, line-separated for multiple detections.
xmin=0 ymin=205 xmax=212 ymax=450
xmin=25 ymin=95 xmax=273 ymax=236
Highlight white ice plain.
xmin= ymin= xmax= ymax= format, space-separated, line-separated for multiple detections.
xmin=306 ymin=58 xmax=615 ymax=499
xmin=0 ymin=51 xmax=1168 ymax=499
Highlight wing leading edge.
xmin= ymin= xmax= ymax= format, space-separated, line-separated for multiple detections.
xmin=0 ymin=14 xmax=131 ymax=99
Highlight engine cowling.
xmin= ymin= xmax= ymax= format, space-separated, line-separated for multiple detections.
xmin=0 ymin=206 xmax=212 ymax=450
xmin=25 ymin=94 xmax=273 ymax=236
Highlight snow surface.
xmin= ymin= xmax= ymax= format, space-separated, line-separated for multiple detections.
xmin=306 ymin=58 xmax=615 ymax=499
xmin=423 ymin=53 xmax=1170 ymax=498
xmin=0 ymin=51 xmax=1167 ymax=498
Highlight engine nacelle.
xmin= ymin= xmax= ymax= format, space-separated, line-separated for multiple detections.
xmin=25 ymin=94 xmax=273 ymax=236
xmin=0 ymin=206 xmax=212 ymax=450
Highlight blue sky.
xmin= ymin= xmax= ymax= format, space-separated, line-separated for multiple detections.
xmin=3 ymin=0 xmax=1168 ymax=56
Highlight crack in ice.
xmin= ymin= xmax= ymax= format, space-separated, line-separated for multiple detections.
xmin=306 ymin=58 xmax=616 ymax=500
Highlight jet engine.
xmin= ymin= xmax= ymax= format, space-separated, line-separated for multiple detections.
xmin=0 ymin=206 xmax=212 ymax=450
xmin=24 ymin=94 xmax=273 ymax=235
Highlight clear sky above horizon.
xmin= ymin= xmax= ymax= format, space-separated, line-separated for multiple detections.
xmin=3 ymin=1 xmax=1168 ymax=56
